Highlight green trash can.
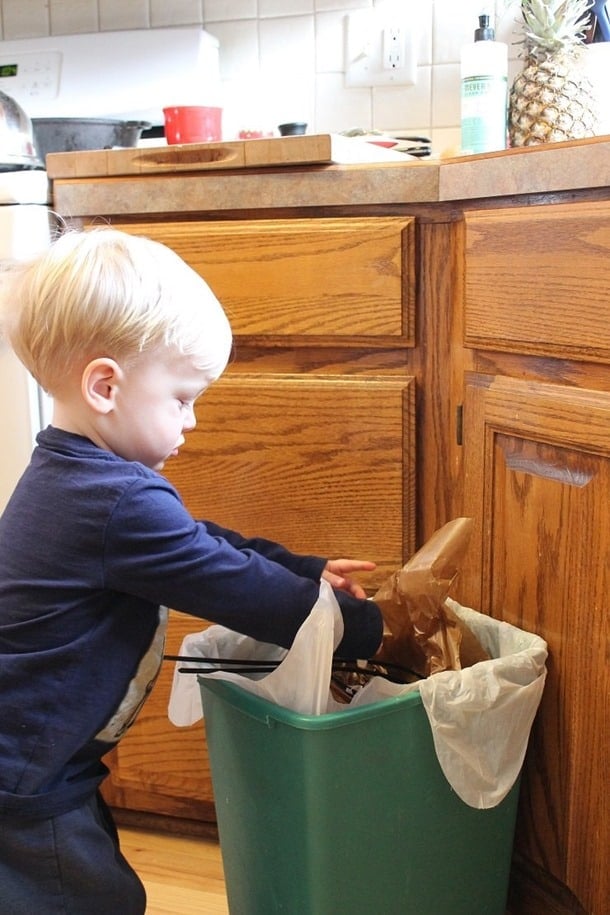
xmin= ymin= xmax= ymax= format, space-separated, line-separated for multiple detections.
xmin=198 ymin=677 xmax=520 ymax=915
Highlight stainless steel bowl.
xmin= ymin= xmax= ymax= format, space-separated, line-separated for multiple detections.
xmin=0 ymin=90 xmax=43 ymax=170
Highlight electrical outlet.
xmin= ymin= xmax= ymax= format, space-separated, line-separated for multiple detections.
xmin=345 ymin=11 xmax=416 ymax=88
xmin=383 ymin=27 xmax=404 ymax=70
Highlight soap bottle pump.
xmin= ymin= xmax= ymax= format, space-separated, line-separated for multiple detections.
xmin=460 ymin=14 xmax=508 ymax=154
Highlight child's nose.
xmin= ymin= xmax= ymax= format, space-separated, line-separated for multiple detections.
xmin=183 ymin=405 xmax=197 ymax=430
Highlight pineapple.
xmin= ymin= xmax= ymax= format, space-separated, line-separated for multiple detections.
xmin=509 ymin=0 xmax=599 ymax=146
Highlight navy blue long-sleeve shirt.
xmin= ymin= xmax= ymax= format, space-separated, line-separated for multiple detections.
xmin=0 ymin=427 xmax=382 ymax=818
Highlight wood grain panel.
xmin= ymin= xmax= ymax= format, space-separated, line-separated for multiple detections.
xmin=167 ymin=372 xmax=416 ymax=588
xmin=461 ymin=373 xmax=610 ymax=915
xmin=464 ymin=201 xmax=610 ymax=362
xmin=113 ymin=217 xmax=415 ymax=343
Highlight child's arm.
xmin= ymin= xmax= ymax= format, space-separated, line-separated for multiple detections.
xmin=205 ymin=521 xmax=376 ymax=599
xmin=106 ymin=482 xmax=382 ymax=658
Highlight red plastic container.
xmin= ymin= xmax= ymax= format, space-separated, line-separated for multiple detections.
xmin=163 ymin=106 xmax=222 ymax=144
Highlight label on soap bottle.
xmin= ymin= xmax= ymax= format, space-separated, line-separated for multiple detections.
xmin=461 ymin=75 xmax=507 ymax=154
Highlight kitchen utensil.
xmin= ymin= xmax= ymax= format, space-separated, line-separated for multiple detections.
xmin=390 ymin=134 xmax=432 ymax=157
xmin=32 ymin=118 xmax=150 ymax=160
xmin=163 ymin=106 xmax=222 ymax=144
xmin=0 ymin=90 xmax=43 ymax=170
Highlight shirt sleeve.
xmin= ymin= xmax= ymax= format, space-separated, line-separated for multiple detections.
xmin=103 ymin=477 xmax=382 ymax=658
xmin=202 ymin=519 xmax=328 ymax=580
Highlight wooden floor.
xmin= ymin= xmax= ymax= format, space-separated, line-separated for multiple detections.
xmin=119 ymin=826 xmax=229 ymax=914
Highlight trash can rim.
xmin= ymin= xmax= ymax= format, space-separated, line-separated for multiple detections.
xmin=198 ymin=674 xmax=422 ymax=731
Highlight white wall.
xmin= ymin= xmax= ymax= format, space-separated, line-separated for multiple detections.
xmin=0 ymin=0 xmax=526 ymax=153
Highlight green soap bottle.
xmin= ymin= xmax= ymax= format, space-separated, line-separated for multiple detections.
xmin=460 ymin=14 xmax=508 ymax=154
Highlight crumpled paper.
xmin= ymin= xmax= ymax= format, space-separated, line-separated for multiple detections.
xmin=372 ymin=517 xmax=490 ymax=678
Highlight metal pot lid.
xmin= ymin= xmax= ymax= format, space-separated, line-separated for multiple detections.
xmin=0 ymin=90 xmax=44 ymax=169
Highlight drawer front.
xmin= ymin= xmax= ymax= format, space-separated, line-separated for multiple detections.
xmin=464 ymin=201 xmax=610 ymax=363
xmin=119 ymin=217 xmax=415 ymax=344
xmin=165 ymin=372 xmax=416 ymax=586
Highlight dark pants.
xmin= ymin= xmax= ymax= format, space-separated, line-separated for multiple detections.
xmin=0 ymin=792 xmax=146 ymax=914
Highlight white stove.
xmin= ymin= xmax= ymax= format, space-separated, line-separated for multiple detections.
xmin=0 ymin=27 xmax=221 ymax=126
xmin=0 ymin=168 xmax=52 ymax=511
xmin=0 ymin=27 xmax=222 ymax=510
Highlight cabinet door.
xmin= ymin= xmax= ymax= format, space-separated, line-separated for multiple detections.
xmin=461 ymin=373 xmax=609 ymax=915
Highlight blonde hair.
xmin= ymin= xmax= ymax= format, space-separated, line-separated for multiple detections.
xmin=0 ymin=227 xmax=232 ymax=393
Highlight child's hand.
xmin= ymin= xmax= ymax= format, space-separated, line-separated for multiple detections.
xmin=322 ymin=558 xmax=376 ymax=600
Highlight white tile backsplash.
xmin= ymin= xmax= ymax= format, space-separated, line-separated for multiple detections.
xmin=203 ymin=0 xmax=257 ymax=22
xmin=50 ymin=0 xmax=98 ymax=35
xmin=372 ymin=68 xmax=432 ymax=134
xmin=431 ymin=62 xmax=461 ymax=128
xmin=150 ymin=0 xmax=205 ymax=29
xmin=99 ymin=0 xmax=150 ymax=31
xmin=315 ymin=11 xmax=346 ymax=73
xmin=259 ymin=15 xmax=315 ymax=75
xmin=210 ymin=19 xmax=259 ymax=82
xmin=315 ymin=71 xmax=371 ymax=133
xmin=314 ymin=0 xmax=371 ymax=10
xmin=0 ymin=0 xmax=528 ymax=150
xmin=259 ymin=0 xmax=314 ymax=17
xmin=3 ymin=0 xmax=50 ymax=39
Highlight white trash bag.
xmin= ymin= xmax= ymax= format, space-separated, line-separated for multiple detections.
xmin=168 ymin=582 xmax=547 ymax=809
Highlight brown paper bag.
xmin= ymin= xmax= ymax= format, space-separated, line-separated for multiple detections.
xmin=373 ymin=518 xmax=490 ymax=678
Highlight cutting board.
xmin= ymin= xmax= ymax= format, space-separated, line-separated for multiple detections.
xmin=45 ymin=134 xmax=335 ymax=179
xmin=44 ymin=133 xmax=412 ymax=179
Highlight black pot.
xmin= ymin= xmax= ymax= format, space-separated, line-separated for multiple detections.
xmin=278 ymin=122 xmax=307 ymax=136
xmin=32 ymin=118 xmax=151 ymax=160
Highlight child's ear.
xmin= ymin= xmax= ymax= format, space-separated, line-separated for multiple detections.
xmin=81 ymin=358 xmax=123 ymax=414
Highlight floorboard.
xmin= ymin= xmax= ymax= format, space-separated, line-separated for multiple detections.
xmin=119 ymin=826 xmax=229 ymax=914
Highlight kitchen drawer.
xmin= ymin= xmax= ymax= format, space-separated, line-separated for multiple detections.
xmin=168 ymin=372 xmax=416 ymax=585
xmin=464 ymin=201 xmax=610 ymax=363
xmin=117 ymin=217 xmax=415 ymax=344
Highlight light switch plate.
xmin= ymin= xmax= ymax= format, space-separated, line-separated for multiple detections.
xmin=345 ymin=10 xmax=417 ymax=88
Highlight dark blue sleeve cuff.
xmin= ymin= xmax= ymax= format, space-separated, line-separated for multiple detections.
xmin=333 ymin=595 xmax=383 ymax=659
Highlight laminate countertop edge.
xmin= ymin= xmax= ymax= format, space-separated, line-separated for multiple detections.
xmin=50 ymin=135 xmax=610 ymax=216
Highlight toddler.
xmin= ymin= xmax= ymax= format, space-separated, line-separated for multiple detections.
xmin=0 ymin=228 xmax=382 ymax=913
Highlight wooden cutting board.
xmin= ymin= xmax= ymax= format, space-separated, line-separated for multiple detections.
xmin=45 ymin=134 xmax=335 ymax=179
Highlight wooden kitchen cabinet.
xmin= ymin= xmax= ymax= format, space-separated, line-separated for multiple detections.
xmin=56 ymin=144 xmax=609 ymax=911
xmin=458 ymin=202 xmax=610 ymax=915
xmin=101 ymin=215 xmax=417 ymax=828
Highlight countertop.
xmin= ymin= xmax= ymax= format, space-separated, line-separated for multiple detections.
xmin=49 ymin=134 xmax=610 ymax=216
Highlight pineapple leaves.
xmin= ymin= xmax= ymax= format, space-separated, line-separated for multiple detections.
xmin=520 ymin=0 xmax=594 ymax=59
